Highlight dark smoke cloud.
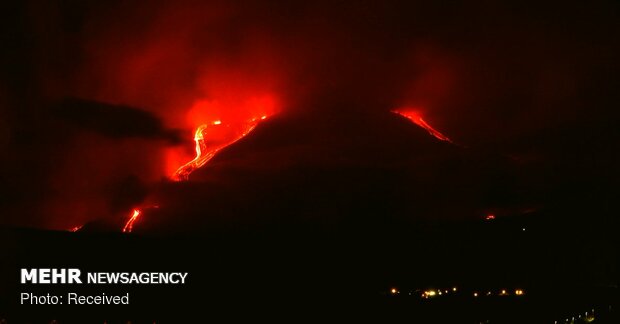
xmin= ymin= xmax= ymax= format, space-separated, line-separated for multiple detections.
xmin=0 ymin=98 xmax=170 ymax=229
xmin=51 ymin=98 xmax=181 ymax=143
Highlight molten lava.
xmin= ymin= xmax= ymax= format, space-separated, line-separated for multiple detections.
xmin=122 ymin=208 xmax=141 ymax=233
xmin=393 ymin=109 xmax=453 ymax=143
xmin=172 ymin=116 xmax=268 ymax=181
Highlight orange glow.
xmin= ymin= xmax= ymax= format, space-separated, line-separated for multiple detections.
xmin=122 ymin=208 xmax=141 ymax=233
xmin=390 ymin=288 xmax=398 ymax=294
xmin=515 ymin=289 xmax=524 ymax=296
xmin=486 ymin=214 xmax=496 ymax=220
xmin=392 ymin=109 xmax=453 ymax=143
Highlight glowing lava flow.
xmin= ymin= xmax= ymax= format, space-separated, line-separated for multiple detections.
xmin=122 ymin=208 xmax=141 ymax=233
xmin=172 ymin=124 xmax=214 ymax=181
xmin=172 ymin=116 xmax=267 ymax=181
xmin=392 ymin=110 xmax=453 ymax=143
xmin=120 ymin=116 xmax=269 ymax=233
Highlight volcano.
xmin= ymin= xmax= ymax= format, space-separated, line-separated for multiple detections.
xmin=131 ymin=107 xmax=519 ymax=235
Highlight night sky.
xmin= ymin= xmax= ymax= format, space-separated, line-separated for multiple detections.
xmin=0 ymin=0 xmax=618 ymax=246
